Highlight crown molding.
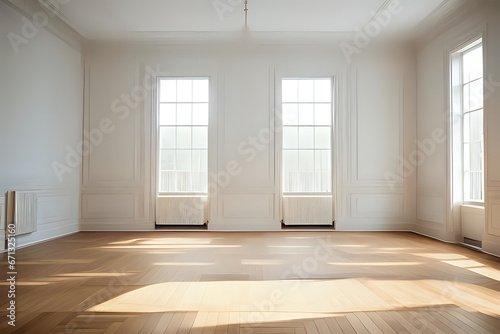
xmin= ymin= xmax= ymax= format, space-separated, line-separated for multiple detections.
xmin=414 ymin=0 xmax=485 ymax=47
xmin=2 ymin=0 xmax=83 ymax=51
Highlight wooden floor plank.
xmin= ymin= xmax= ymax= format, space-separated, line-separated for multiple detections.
xmin=2 ymin=231 xmax=500 ymax=333
xmin=344 ymin=314 xmax=370 ymax=334
xmin=375 ymin=311 xmax=408 ymax=334
xmin=313 ymin=318 xmax=331 ymax=334
xmin=165 ymin=312 xmax=187 ymax=334
xmin=303 ymin=320 xmax=319 ymax=334
xmin=323 ymin=316 xmax=343 ymax=333
xmin=178 ymin=312 xmax=198 ymax=334
xmin=452 ymin=308 xmax=500 ymax=333
xmin=386 ymin=311 xmax=421 ymax=334
xmin=139 ymin=313 xmax=164 ymax=334
xmin=152 ymin=313 xmax=174 ymax=334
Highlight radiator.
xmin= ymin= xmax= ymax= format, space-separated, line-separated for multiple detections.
xmin=156 ymin=196 xmax=207 ymax=225
xmin=13 ymin=191 xmax=38 ymax=235
xmin=283 ymin=196 xmax=333 ymax=225
xmin=0 ymin=196 xmax=5 ymax=245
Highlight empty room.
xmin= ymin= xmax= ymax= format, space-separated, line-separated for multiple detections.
xmin=1 ymin=0 xmax=500 ymax=333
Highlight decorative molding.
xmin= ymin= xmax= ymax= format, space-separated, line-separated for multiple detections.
xmin=220 ymin=194 xmax=274 ymax=220
xmin=349 ymin=193 xmax=403 ymax=218
xmin=487 ymin=196 xmax=500 ymax=237
xmin=417 ymin=195 xmax=445 ymax=225
xmin=37 ymin=195 xmax=71 ymax=225
xmin=347 ymin=66 xmax=405 ymax=188
xmin=416 ymin=0 xmax=485 ymax=47
xmin=81 ymin=193 xmax=136 ymax=219
xmin=2 ymin=0 xmax=81 ymax=50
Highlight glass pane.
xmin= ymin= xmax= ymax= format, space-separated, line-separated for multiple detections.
xmin=299 ymin=127 xmax=314 ymax=149
xmin=298 ymin=104 xmax=314 ymax=125
xmin=470 ymin=142 xmax=483 ymax=171
xmin=192 ymin=127 xmax=208 ymax=149
xmin=192 ymin=103 xmax=209 ymax=125
xmin=463 ymin=113 xmax=470 ymax=143
xmin=315 ymin=171 xmax=331 ymax=193
xmin=177 ymin=80 xmax=192 ymax=102
xmin=177 ymin=104 xmax=192 ymax=125
xmin=176 ymin=150 xmax=191 ymax=171
xmin=463 ymin=83 xmax=470 ymax=112
xmin=469 ymin=79 xmax=483 ymax=111
xmin=463 ymin=46 xmax=483 ymax=82
xmin=469 ymin=110 xmax=483 ymax=142
xmin=299 ymin=150 xmax=314 ymax=171
xmin=314 ymin=104 xmax=331 ymax=125
xmin=160 ymin=80 xmax=176 ymax=102
xmin=177 ymin=127 xmax=191 ymax=149
xmin=192 ymin=79 xmax=209 ymax=102
xmin=464 ymin=172 xmax=471 ymax=201
xmin=282 ymin=104 xmax=299 ymax=125
xmin=192 ymin=150 xmax=207 ymax=172
xmin=282 ymin=80 xmax=298 ymax=102
xmin=315 ymin=127 xmax=331 ymax=149
xmin=159 ymin=127 xmax=176 ymax=149
xmin=159 ymin=104 xmax=176 ymax=125
xmin=283 ymin=150 xmax=298 ymax=193
xmin=160 ymin=171 xmax=175 ymax=192
xmin=299 ymin=80 xmax=314 ymax=102
xmin=315 ymin=150 xmax=330 ymax=171
xmin=160 ymin=150 xmax=176 ymax=170
xmin=283 ymin=150 xmax=299 ymax=172
xmin=470 ymin=172 xmax=483 ymax=201
xmin=463 ymin=143 xmax=470 ymax=172
xmin=283 ymin=127 xmax=299 ymax=149
xmin=314 ymin=79 xmax=331 ymax=102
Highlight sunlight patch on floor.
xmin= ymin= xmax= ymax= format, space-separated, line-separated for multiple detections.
xmin=83 ymin=278 xmax=499 ymax=315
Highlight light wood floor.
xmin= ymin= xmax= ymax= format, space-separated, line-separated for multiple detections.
xmin=1 ymin=231 xmax=500 ymax=333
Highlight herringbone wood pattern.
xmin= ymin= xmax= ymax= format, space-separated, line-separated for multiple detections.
xmin=1 ymin=231 xmax=499 ymax=333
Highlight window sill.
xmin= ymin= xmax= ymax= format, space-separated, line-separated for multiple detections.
xmin=461 ymin=204 xmax=485 ymax=212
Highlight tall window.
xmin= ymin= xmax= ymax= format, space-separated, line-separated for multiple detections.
xmin=282 ymin=78 xmax=333 ymax=194
xmin=452 ymin=39 xmax=484 ymax=203
xmin=158 ymin=78 xmax=209 ymax=194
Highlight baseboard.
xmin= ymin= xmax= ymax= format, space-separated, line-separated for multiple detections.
xmin=0 ymin=228 xmax=78 ymax=253
xmin=413 ymin=220 xmax=456 ymax=242
xmin=482 ymin=234 xmax=500 ymax=257
xmin=208 ymin=222 xmax=281 ymax=231
xmin=79 ymin=221 xmax=156 ymax=231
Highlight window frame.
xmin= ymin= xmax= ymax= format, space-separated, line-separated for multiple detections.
xmin=451 ymin=38 xmax=485 ymax=205
xmin=281 ymin=77 xmax=335 ymax=196
xmin=156 ymin=76 xmax=210 ymax=196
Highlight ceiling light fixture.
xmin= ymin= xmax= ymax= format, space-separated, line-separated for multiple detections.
xmin=244 ymin=0 xmax=248 ymax=29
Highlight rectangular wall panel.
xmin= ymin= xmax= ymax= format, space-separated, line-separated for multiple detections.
xmin=351 ymin=194 xmax=403 ymax=218
xmin=37 ymin=196 xmax=71 ymax=225
xmin=222 ymin=194 xmax=273 ymax=220
xmin=82 ymin=194 xmax=135 ymax=219
xmin=417 ymin=195 xmax=444 ymax=224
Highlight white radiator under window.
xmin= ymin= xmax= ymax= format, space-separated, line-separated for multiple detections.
xmin=156 ymin=196 xmax=208 ymax=225
xmin=283 ymin=196 xmax=333 ymax=226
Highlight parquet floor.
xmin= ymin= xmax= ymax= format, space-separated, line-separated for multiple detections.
xmin=1 ymin=231 xmax=499 ymax=333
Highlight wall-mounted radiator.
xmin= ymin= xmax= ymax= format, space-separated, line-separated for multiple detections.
xmin=283 ymin=196 xmax=333 ymax=225
xmin=4 ymin=191 xmax=38 ymax=236
xmin=156 ymin=196 xmax=208 ymax=225
xmin=0 ymin=196 xmax=5 ymax=248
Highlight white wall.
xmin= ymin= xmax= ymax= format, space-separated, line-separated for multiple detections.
xmin=80 ymin=39 xmax=417 ymax=231
xmin=415 ymin=0 xmax=500 ymax=256
xmin=0 ymin=2 xmax=82 ymax=247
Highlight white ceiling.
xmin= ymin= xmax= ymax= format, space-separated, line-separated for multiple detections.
xmin=50 ymin=0 xmax=448 ymax=40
